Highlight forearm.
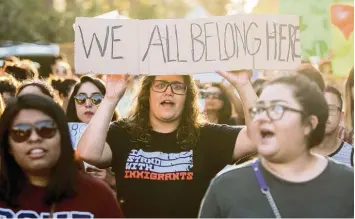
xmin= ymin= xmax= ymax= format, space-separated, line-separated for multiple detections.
xmin=233 ymin=83 xmax=257 ymax=136
xmin=77 ymin=98 xmax=118 ymax=163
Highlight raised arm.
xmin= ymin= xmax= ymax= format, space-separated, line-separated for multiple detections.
xmin=77 ymin=75 xmax=129 ymax=168
xmin=217 ymin=70 xmax=257 ymax=159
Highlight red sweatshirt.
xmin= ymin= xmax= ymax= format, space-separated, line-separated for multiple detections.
xmin=0 ymin=172 xmax=124 ymax=218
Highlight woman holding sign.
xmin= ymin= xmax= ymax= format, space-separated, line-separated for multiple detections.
xmin=77 ymin=71 xmax=257 ymax=218
xmin=66 ymin=75 xmax=118 ymax=192
xmin=0 ymin=94 xmax=123 ymax=218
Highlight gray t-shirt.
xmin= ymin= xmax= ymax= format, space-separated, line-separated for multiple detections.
xmin=199 ymin=159 xmax=354 ymax=218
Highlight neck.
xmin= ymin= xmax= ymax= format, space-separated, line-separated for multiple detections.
xmin=261 ymin=151 xmax=326 ymax=182
xmin=313 ymin=131 xmax=341 ymax=155
xmin=205 ymin=110 xmax=219 ymax=124
xmin=26 ymin=173 xmax=49 ymax=187
xmin=150 ymin=116 xmax=180 ymax=133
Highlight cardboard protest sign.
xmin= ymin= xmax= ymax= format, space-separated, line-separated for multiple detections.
xmin=68 ymin=122 xmax=88 ymax=150
xmin=68 ymin=122 xmax=94 ymax=169
xmin=75 ymin=14 xmax=300 ymax=75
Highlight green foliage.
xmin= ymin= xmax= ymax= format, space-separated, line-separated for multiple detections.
xmin=1 ymin=0 xmax=226 ymax=43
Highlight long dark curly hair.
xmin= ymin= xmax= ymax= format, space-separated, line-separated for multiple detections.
xmin=124 ymin=75 xmax=205 ymax=149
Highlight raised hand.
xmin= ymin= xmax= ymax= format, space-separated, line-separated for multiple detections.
xmin=216 ymin=70 xmax=252 ymax=88
xmin=104 ymin=74 xmax=130 ymax=101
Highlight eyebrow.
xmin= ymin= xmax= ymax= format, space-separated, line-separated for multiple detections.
xmin=78 ymin=92 xmax=102 ymax=95
xmin=155 ymin=80 xmax=184 ymax=84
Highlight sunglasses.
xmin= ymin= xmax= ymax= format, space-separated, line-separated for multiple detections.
xmin=203 ymin=92 xmax=224 ymax=100
xmin=74 ymin=93 xmax=104 ymax=106
xmin=10 ymin=120 xmax=57 ymax=143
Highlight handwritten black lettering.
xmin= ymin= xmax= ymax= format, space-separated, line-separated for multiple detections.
xmin=174 ymin=24 xmax=187 ymax=62
xmin=142 ymin=25 xmax=166 ymax=63
xmin=278 ymin=24 xmax=287 ymax=61
xmin=234 ymin=23 xmax=247 ymax=58
xmin=166 ymin=25 xmax=176 ymax=62
xmin=216 ymin=23 xmax=227 ymax=61
xmin=204 ymin=22 xmax=216 ymax=61
xmin=224 ymin=23 xmax=236 ymax=60
xmin=111 ymin=25 xmax=123 ymax=59
xmin=292 ymin=26 xmax=301 ymax=59
xmin=246 ymin=22 xmax=261 ymax=56
xmin=266 ymin=21 xmax=277 ymax=60
xmin=191 ymin=23 xmax=204 ymax=62
xmin=79 ymin=25 xmax=109 ymax=58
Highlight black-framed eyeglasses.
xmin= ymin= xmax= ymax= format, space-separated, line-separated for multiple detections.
xmin=201 ymin=91 xmax=224 ymax=100
xmin=151 ymin=80 xmax=187 ymax=95
xmin=74 ymin=93 xmax=104 ymax=106
xmin=328 ymin=104 xmax=341 ymax=116
xmin=10 ymin=120 xmax=57 ymax=143
xmin=249 ymin=104 xmax=304 ymax=121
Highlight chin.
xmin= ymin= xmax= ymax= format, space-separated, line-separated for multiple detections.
xmin=257 ymin=144 xmax=279 ymax=158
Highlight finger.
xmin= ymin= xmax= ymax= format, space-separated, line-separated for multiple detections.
xmin=216 ymin=70 xmax=231 ymax=81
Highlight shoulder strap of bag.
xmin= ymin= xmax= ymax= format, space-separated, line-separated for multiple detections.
xmin=252 ymin=159 xmax=282 ymax=219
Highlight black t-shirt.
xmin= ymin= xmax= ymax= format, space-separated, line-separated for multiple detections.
xmin=199 ymin=159 xmax=354 ymax=218
xmin=106 ymin=122 xmax=241 ymax=218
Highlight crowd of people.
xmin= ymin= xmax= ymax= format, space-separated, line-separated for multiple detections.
xmin=0 ymin=53 xmax=352 ymax=218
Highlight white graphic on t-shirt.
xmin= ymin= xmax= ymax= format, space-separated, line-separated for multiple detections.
xmin=0 ymin=208 xmax=94 ymax=218
xmin=124 ymin=149 xmax=194 ymax=180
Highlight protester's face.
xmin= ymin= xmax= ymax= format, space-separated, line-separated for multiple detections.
xmin=75 ymin=82 xmax=103 ymax=124
xmin=149 ymin=75 xmax=187 ymax=124
xmin=18 ymin=86 xmax=47 ymax=98
xmin=251 ymin=84 xmax=309 ymax=160
xmin=204 ymin=86 xmax=224 ymax=112
xmin=324 ymin=92 xmax=341 ymax=134
xmin=9 ymin=109 xmax=61 ymax=175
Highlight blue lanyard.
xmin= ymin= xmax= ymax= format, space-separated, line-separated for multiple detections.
xmin=252 ymin=159 xmax=282 ymax=218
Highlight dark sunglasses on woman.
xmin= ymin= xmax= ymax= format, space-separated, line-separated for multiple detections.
xmin=74 ymin=93 xmax=104 ymax=106
xmin=203 ymin=92 xmax=224 ymax=100
xmin=10 ymin=120 xmax=57 ymax=143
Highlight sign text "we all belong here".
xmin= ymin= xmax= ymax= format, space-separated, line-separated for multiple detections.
xmin=75 ymin=14 xmax=301 ymax=75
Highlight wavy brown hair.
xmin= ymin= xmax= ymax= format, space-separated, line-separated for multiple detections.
xmin=124 ymin=75 xmax=205 ymax=149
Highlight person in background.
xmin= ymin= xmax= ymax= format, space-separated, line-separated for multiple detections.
xmin=199 ymin=75 xmax=353 ymax=218
xmin=296 ymin=64 xmax=325 ymax=92
xmin=203 ymin=83 xmax=241 ymax=125
xmin=17 ymin=79 xmax=61 ymax=105
xmin=0 ymin=95 xmax=123 ymax=217
xmin=66 ymin=75 xmax=118 ymax=191
xmin=49 ymin=76 xmax=79 ymax=112
xmin=66 ymin=75 xmax=119 ymax=123
xmin=0 ymin=74 xmax=18 ymax=104
xmin=312 ymin=86 xmax=353 ymax=167
xmin=339 ymin=67 xmax=354 ymax=145
xmin=51 ymin=61 xmax=72 ymax=77
xmin=21 ymin=59 xmax=39 ymax=79
xmin=77 ymin=71 xmax=257 ymax=218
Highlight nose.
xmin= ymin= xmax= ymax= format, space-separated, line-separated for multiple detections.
xmin=164 ymin=84 xmax=174 ymax=95
xmin=27 ymin=129 xmax=41 ymax=142
xmin=84 ymin=99 xmax=93 ymax=108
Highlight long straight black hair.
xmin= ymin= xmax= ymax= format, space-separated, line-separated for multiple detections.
xmin=0 ymin=94 xmax=77 ymax=207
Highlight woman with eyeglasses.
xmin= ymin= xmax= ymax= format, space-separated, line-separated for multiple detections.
xmin=66 ymin=75 xmax=118 ymax=192
xmin=0 ymin=94 xmax=123 ymax=217
xmin=203 ymin=83 xmax=244 ymax=126
xmin=199 ymin=74 xmax=354 ymax=218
